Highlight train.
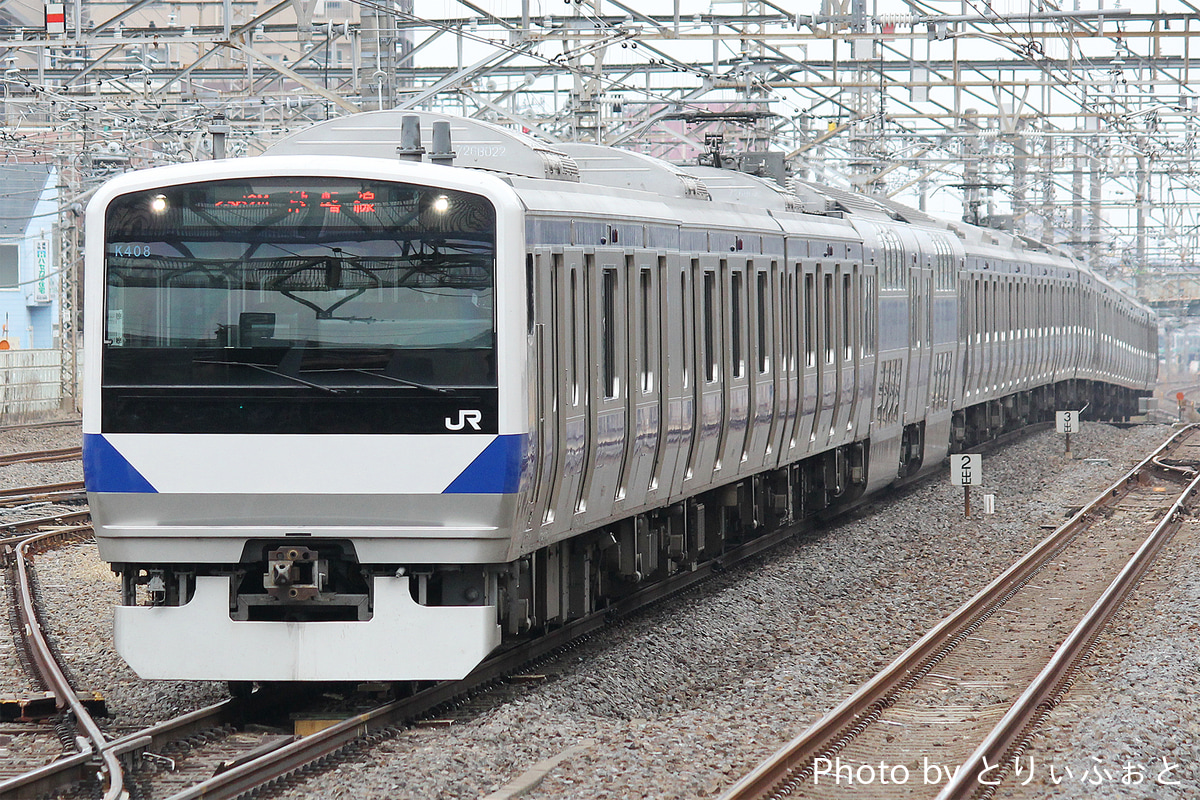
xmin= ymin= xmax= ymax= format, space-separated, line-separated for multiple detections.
xmin=82 ymin=110 xmax=1157 ymax=682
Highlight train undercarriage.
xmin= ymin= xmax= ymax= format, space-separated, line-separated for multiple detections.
xmin=494 ymin=378 xmax=1146 ymax=640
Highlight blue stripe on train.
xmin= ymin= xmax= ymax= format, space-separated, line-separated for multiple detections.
xmin=83 ymin=432 xmax=523 ymax=495
xmin=82 ymin=434 xmax=158 ymax=493
xmin=443 ymin=434 xmax=526 ymax=494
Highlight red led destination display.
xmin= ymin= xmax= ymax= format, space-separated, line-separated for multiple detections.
xmin=211 ymin=189 xmax=382 ymax=215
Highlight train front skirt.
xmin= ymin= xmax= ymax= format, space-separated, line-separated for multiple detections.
xmin=114 ymin=574 xmax=501 ymax=681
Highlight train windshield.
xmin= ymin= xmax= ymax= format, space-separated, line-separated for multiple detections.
xmin=102 ymin=177 xmax=498 ymax=434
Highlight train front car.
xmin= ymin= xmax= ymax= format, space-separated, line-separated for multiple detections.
xmin=82 ymin=156 xmax=528 ymax=681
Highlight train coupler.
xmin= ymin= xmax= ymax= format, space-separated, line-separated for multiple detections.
xmin=263 ymin=546 xmax=329 ymax=601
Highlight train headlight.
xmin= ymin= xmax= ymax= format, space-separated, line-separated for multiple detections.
xmin=431 ymin=194 xmax=450 ymax=214
xmin=150 ymin=194 xmax=168 ymax=213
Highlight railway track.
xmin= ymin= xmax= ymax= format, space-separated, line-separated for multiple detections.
xmin=0 ymin=496 xmax=795 ymax=799
xmin=0 ymin=421 xmax=1162 ymax=800
xmin=720 ymin=424 xmax=1200 ymax=800
xmin=0 ymin=447 xmax=82 ymax=468
xmin=1 ymin=510 xmax=91 ymax=539
xmin=110 ymin=427 xmax=1076 ymax=799
xmin=0 ymin=482 xmax=86 ymax=509
xmin=4 ymin=451 xmax=897 ymax=800
xmin=2 ymin=524 xmax=123 ymax=800
xmin=0 ymin=421 xmax=79 ymax=435
xmin=0 ymin=519 xmax=264 ymax=800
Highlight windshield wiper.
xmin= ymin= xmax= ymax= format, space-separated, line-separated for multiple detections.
xmin=195 ymin=359 xmax=343 ymax=395
xmin=302 ymin=367 xmax=453 ymax=395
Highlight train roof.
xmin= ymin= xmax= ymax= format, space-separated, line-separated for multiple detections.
xmin=265 ymin=110 xmax=581 ymax=183
xmin=677 ymin=165 xmax=804 ymax=212
xmin=556 ymin=143 xmax=711 ymax=200
xmin=261 ymin=111 xmax=1144 ymax=308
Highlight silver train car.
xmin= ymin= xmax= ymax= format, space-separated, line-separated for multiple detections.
xmin=82 ymin=111 xmax=1157 ymax=682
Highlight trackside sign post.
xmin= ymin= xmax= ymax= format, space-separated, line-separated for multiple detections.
xmin=1056 ymin=410 xmax=1079 ymax=458
xmin=951 ymin=454 xmax=981 ymax=517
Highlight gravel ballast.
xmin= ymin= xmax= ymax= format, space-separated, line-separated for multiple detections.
xmin=6 ymin=420 xmax=1194 ymax=797
xmin=261 ymin=422 xmax=1193 ymax=800
xmin=31 ymin=543 xmax=232 ymax=732
xmin=996 ymin=519 xmax=1200 ymax=799
xmin=1 ymin=417 xmax=229 ymax=736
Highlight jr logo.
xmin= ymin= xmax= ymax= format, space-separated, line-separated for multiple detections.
xmin=445 ymin=410 xmax=483 ymax=431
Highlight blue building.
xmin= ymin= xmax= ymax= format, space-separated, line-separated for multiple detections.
xmin=0 ymin=164 xmax=59 ymax=350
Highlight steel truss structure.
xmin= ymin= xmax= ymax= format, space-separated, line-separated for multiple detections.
xmin=3 ymin=0 xmax=1199 ymax=400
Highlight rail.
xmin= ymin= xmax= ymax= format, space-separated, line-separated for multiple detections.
xmin=0 ymin=421 xmax=1098 ymax=799
xmin=0 ymin=447 xmax=82 ymax=467
xmin=720 ymin=424 xmax=1194 ymax=800
xmin=8 ymin=527 xmax=125 ymax=800
xmin=0 ymin=481 xmax=86 ymax=508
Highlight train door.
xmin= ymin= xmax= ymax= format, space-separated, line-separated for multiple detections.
xmin=904 ymin=266 xmax=933 ymax=425
xmin=844 ymin=263 xmax=869 ymax=438
xmin=774 ymin=260 xmax=801 ymax=464
xmin=982 ymin=275 xmax=994 ymax=395
xmin=1001 ymin=276 xmax=1014 ymax=389
xmin=959 ymin=274 xmax=971 ymax=399
xmin=580 ymin=253 xmax=629 ymax=524
xmin=686 ymin=257 xmax=724 ymax=487
xmin=616 ymin=255 xmax=662 ymax=512
xmin=801 ymin=260 xmax=820 ymax=454
xmin=857 ymin=265 xmax=877 ymax=436
xmin=746 ymin=260 xmax=776 ymax=471
xmin=988 ymin=277 xmax=998 ymax=395
xmin=667 ymin=259 xmax=698 ymax=498
xmin=1028 ymin=280 xmax=1038 ymax=383
xmin=834 ymin=264 xmax=858 ymax=442
xmin=1037 ymin=281 xmax=1047 ymax=382
xmin=763 ymin=257 xmax=792 ymax=470
xmin=546 ymin=249 xmax=591 ymax=532
xmin=1017 ymin=278 xmax=1027 ymax=391
xmin=718 ymin=257 xmax=751 ymax=475
xmin=527 ymin=250 xmax=558 ymax=536
xmin=967 ymin=273 xmax=980 ymax=397
xmin=817 ymin=264 xmax=841 ymax=446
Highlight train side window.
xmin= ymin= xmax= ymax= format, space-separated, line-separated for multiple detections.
xmin=925 ymin=272 xmax=932 ymax=346
xmin=731 ymin=267 xmax=744 ymax=379
xmin=704 ymin=270 xmax=717 ymax=383
xmin=1009 ymin=282 xmax=1016 ymax=339
xmin=779 ymin=272 xmax=788 ymax=372
xmin=785 ymin=272 xmax=794 ymax=371
xmin=787 ymin=268 xmax=796 ymax=369
xmin=601 ymin=267 xmax=618 ymax=399
xmin=570 ymin=267 xmax=581 ymax=405
xmin=983 ymin=280 xmax=992 ymax=344
xmin=682 ymin=264 xmax=694 ymax=389
xmin=526 ymin=254 xmax=535 ymax=334
xmin=824 ymin=271 xmax=835 ymax=365
xmin=757 ymin=270 xmax=769 ymax=374
xmin=997 ymin=278 xmax=1005 ymax=342
xmin=805 ymin=272 xmax=816 ymax=368
xmin=864 ymin=272 xmax=876 ymax=356
xmin=1016 ymin=281 xmax=1024 ymax=338
xmin=992 ymin=277 xmax=1001 ymax=343
xmin=842 ymin=272 xmax=852 ymax=361
xmin=908 ymin=272 xmax=918 ymax=349
xmin=974 ymin=277 xmax=982 ymax=344
xmin=640 ymin=266 xmax=653 ymax=394
xmin=959 ymin=276 xmax=968 ymax=345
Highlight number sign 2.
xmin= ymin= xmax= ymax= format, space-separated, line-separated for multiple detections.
xmin=951 ymin=454 xmax=981 ymax=486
